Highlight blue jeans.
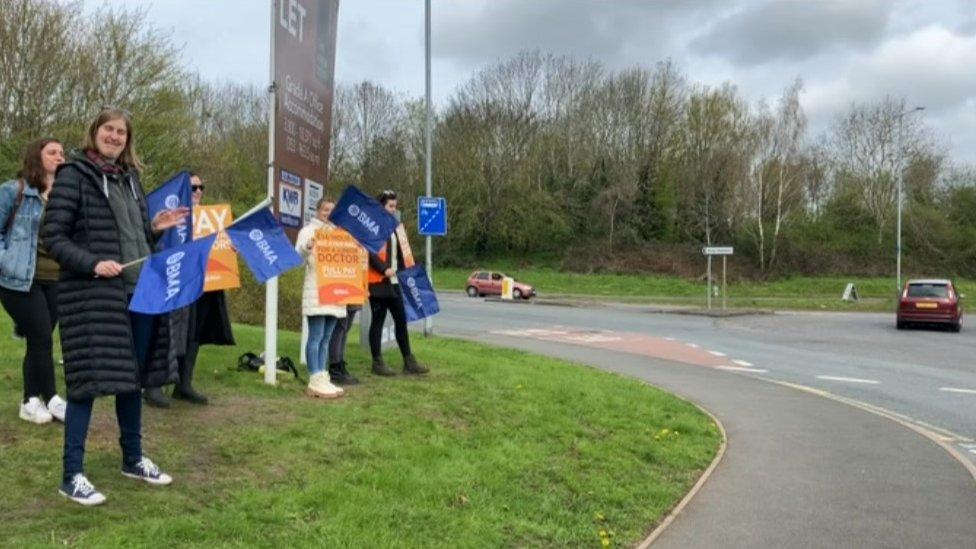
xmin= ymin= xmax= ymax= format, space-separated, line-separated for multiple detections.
xmin=62 ymin=307 xmax=155 ymax=482
xmin=306 ymin=315 xmax=338 ymax=376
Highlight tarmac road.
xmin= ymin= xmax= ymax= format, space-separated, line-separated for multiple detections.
xmin=419 ymin=294 xmax=976 ymax=547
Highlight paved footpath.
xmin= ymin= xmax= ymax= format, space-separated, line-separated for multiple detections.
xmin=452 ymin=332 xmax=976 ymax=548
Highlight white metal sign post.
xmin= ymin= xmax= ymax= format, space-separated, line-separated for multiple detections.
xmin=702 ymin=246 xmax=733 ymax=311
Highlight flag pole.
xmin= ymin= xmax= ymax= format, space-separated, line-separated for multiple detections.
xmin=226 ymin=196 xmax=273 ymax=230
xmin=264 ymin=0 xmax=279 ymax=385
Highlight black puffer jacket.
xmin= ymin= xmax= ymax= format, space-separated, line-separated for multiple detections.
xmin=42 ymin=153 xmax=177 ymax=400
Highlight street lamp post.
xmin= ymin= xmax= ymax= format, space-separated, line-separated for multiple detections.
xmin=423 ymin=0 xmax=433 ymax=337
xmin=895 ymin=106 xmax=924 ymax=293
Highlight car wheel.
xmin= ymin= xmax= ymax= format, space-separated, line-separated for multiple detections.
xmin=513 ymin=288 xmax=523 ymax=299
xmin=896 ymin=320 xmax=906 ymax=330
xmin=466 ymin=286 xmax=479 ymax=298
xmin=950 ymin=320 xmax=962 ymax=333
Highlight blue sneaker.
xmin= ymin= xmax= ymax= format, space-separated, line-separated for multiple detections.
xmin=121 ymin=457 xmax=173 ymax=486
xmin=59 ymin=473 xmax=106 ymax=506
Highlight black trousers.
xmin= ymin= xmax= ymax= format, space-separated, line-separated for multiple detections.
xmin=0 ymin=281 xmax=58 ymax=402
xmin=328 ymin=306 xmax=359 ymax=365
xmin=368 ymin=296 xmax=412 ymax=360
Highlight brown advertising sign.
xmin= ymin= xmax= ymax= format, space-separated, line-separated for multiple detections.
xmin=273 ymin=0 xmax=339 ymax=238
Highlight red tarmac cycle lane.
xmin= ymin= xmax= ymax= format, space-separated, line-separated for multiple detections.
xmin=491 ymin=326 xmax=736 ymax=368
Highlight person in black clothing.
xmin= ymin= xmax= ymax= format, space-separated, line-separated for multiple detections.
xmin=143 ymin=172 xmax=235 ymax=407
xmin=327 ymin=304 xmax=361 ymax=384
xmin=43 ymin=107 xmax=188 ymax=506
xmin=172 ymin=173 xmax=235 ymax=404
xmin=366 ymin=190 xmax=427 ymax=376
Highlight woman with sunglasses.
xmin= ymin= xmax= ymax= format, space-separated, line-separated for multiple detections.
xmin=172 ymin=173 xmax=235 ymax=404
xmin=366 ymin=190 xmax=428 ymax=376
xmin=0 ymin=138 xmax=68 ymax=424
xmin=43 ymin=107 xmax=188 ymax=506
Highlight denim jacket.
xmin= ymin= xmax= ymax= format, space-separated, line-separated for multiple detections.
xmin=0 ymin=180 xmax=44 ymax=291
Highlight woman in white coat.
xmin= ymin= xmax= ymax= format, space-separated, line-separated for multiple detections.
xmin=295 ymin=198 xmax=347 ymax=399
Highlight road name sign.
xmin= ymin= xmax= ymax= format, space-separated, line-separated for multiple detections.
xmin=418 ymin=196 xmax=447 ymax=236
xmin=702 ymin=246 xmax=734 ymax=256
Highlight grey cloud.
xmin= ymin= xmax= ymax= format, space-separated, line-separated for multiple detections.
xmin=690 ymin=0 xmax=896 ymax=66
xmin=433 ymin=0 xmax=721 ymax=69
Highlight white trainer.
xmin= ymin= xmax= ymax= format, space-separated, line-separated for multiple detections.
xmin=306 ymin=372 xmax=344 ymax=399
xmin=47 ymin=395 xmax=67 ymax=422
xmin=19 ymin=397 xmax=53 ymax=424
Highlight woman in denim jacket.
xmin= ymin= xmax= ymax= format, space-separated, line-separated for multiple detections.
xmin=0 ymin=138 xmax=67 ymax=425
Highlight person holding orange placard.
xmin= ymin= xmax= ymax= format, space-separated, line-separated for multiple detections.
xmin=296 ymin=197 xmax=347 ymax=399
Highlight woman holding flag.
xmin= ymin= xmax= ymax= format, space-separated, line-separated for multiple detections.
xmin=296 ymin=197 xmax=347 ymax=399
xmin=367 ymin=190 xmax=428 ymax=376
xmin=42 ymin=107 xmax=188 ymax=506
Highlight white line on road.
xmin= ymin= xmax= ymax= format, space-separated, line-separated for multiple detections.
xmin=664 ymin=337 xmax=676 ymax=341
xmin=732 ymin=360 xmax=754 ymax=367
xmin=939 ymin=387 xmax=976 ymax=395
xmin=816 ymin=375 xmax=880 ymax=385
xmin=708 ymin=351 xmax=727 ymax=357
xmin=687 ymin=343 xmax=700 ymax=348
xmin=717 ymin=366 xmax=769 ymax=373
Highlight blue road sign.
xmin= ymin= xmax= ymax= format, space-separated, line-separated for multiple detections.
xmin=418 ymin=196 xmax=447 ymax=236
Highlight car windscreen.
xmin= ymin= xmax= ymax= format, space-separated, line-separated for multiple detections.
xmin=907 ymin=283 xmax=949 ymax=298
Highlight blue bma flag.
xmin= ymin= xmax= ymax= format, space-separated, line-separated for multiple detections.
xmin=129 ymin=234 xmax=217 ymax=314
xmin=225 ymin=208 xmax=303 ymax=284
xmin=146 ymin=171 xmax=193 ymax=249
xmin=328 ymin=186 xmax=399 ymax=254
xmin=397 ymin=264 xmax=440 ymax=322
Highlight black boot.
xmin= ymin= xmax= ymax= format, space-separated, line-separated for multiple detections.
xmin=403 ymin=354 xmax=429 ymax=375
xmin=371 ymin=356 xmax=396 ymax=377
xmin=172 ymin=358 xmax=208 ymax=405
xmin=143 ymin=387 xmax=171 ymax=408
xmin=329 ymin=361 xmax=359 ymax=385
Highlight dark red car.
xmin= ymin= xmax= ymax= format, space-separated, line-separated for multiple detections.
xmin=896 ymin=279 xmax=964 ymax=332
xmin=466 ymin=270 xmax=536 ymax=300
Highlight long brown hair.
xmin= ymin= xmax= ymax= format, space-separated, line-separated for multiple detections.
xmin=17 ymin=138 xmax=62 ymax=190
xmin=82 ymin=107 xmax=143 ymax=171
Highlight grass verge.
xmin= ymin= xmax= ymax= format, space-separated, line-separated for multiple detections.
xmin=0 ymin=316 xmax=720 ymax=547
xmin=437 ymin=266 xmax=976 ymax=313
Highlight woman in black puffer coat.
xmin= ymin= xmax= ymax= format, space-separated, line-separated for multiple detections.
xmin=42 ymin=107 xmax=189 ymax=507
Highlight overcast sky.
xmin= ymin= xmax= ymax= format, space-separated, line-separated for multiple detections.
xmin=81 ymin=0 xmax=976 ymax=163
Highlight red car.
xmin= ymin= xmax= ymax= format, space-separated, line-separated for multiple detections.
xmin=466 ymin=270 xmax=536 ymax=300
xmin=896 ymin=279 xmax=964 ymax=332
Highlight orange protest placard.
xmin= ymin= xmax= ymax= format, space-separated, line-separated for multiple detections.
xmin=193 ymin=204 xmax=241 ymax=292
xmin=315 ymin=227 xmax=368 ymax=305
xmin=395 ymin=223 xmax=415 ymax=268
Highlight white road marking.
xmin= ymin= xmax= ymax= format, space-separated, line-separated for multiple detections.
xmin=939 ymin=387 xmax=976 ymax=395
xmin=816 ymin=375 xmax=880 ymax=385
xmin=708 ymin=351 xmax=727 ymax=357
xmin=664 ymin=337 xmax=676 ymax=341
xmin=717 ymin=366 xmax=769 ymax=373
xmin=732 ymin=360 xmax=754 ymax=367
xmin=961 ymin=443 xmax=976 ymax=456
xmin=687 ymin=343 xmax=700 ymax=348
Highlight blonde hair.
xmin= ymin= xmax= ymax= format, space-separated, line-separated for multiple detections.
xmin=82 ymin=107 xmax=143 ymax=171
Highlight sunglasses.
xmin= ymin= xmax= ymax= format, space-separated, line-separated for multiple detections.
xmin=192 ymin=184 xmax=205 ymax=192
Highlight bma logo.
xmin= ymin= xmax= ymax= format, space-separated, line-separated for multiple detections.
xmin=166 ymin=251 xmax=185 ymax=266
xmin=406 ymin=276 xmax=423 ymax=309
xmin=249 ymin=229 xmax=264 ymax=242
xmin=164 ymin=251 xmax=185 ymax=300
xmin=347 ymin=203 xmax=380 ymax=236
xmin=164 ymin=194 xmax=180 ymax=209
